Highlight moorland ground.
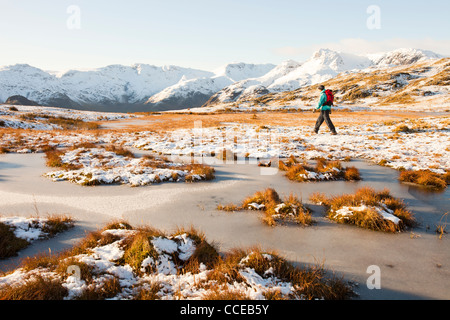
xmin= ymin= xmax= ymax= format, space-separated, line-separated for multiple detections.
xmin=0 ymin=109 xmax=449 ymax=300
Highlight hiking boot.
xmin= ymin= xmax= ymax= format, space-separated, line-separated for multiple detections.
xmin=331 ymin=132 xmax=337 ymax=135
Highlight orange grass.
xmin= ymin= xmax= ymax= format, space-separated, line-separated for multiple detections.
xmin=0 ymin=215 xmax=74 ymax=259
xmin=184 ymin=163 xmax=216 ymax=182
xmin=94 ymin=111 xmax=433 ymax=133
xmin=310 ymin=187 xmax=415 ymax=232
xmin=399 ymin=170 xmax=448 ymax=191
xmin=279 ymin=157 xmax=361 ymax=182
xmin=218 ymin=188 xmax=313 ymax=226
xmin=0 ymin=221 xmax=354 ymax=300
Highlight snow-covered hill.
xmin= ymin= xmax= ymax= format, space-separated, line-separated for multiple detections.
xmin=203 ymin=48 xmax=443 ymax=107
xmin=0 ymin=64 xmax=214 ymax=112
xmin=368 ymin=48 xmax=442 ymax=66
xmin=145 ymin=62 xmax=275 ymax=110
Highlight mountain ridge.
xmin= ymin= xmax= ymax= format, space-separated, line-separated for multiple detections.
xmin=203 ymin=48 xmax=443 ymax=107
xmin=195 ymin=55 xmax=450 ymax=114
xmin=0 ymin=48 xmax=443 ymax=112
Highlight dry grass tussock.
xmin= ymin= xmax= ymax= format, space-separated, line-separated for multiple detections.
xmin=0 ymin=275 xmax=68 ymax=300
xmin=310 ymin=187 xmax=415 ymax=232
xmin=104 ymin=144 xmax=135 ymax=158
xmin=141 ymin=155 xmax=215 ymax=182
xmin=279 ymin=156 xmax=361 ymax=182
xmin=0 ymin=223 xmax=29 ymax=259
xmin=399 ymin=169 xmax=449 ymax=191
xmin=0 ymin=221 xmax=354 ymax=300
xmin=0 ymin=215 xmax=74 ymax=259
xmin=218 ymin=188 xmax=313 ymax=226
xmin=205 ymin=248 xmax=354 ymax=300
xmin=184 ymin=163 xmax=215 ymax=182
xmin=393 ymin=124 xmax=417 ymax=133
xmin=44 ymin=147 xmax=82 ymax=170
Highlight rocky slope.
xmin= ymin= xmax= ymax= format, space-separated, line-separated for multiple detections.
xmin=198 ymin=56 xmax=450 ymax=112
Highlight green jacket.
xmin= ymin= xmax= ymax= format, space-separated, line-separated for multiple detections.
xmin=316 ymin=90 xmax=331 ymax=111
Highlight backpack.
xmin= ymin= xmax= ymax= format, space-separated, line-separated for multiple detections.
xmin=324 ymin=89 xmax=334 ymax=106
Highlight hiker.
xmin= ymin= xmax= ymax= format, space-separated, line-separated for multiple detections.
xmin=313 ymin=85 xmax=337 ymax=135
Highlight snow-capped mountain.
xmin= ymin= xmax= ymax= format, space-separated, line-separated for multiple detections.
xmin=212 ymin=62 xmax=277 ymax=82
xmin=204 ymin=60 xmax=303 ymax=106
xmin=0 ymin=64 xmax=214 ymax=111
xmin=368 ymin=48 xmax=442 ymax=67
xmin=144 ymin=62 xmax=275 ymax=110
xmin=203 ymin=48 xmax=443 ymax=106
xmin=0 ymin=62 xmax=274 ymax=111
xmin=0 ymin=48 xmax=442 ymax=112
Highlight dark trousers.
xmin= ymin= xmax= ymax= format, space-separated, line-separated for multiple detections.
xmin=314 ymin=110 xmax=336 ymax=133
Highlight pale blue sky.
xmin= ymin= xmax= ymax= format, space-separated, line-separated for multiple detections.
xmin=0 ymin=0 xmax=449 ymax=71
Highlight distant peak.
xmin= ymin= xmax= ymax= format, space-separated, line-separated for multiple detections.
xmin=312 ymin=48 xmax=340 ymax=58
xmin=212 ymin=62 xmax=276 ymax=81
xmin=280 ymin=59 xmax=301 ymax=66
xmin=308 ymin=49 xmax=346 ymax=69
xmin=162 ymin=65 xmax=180 ymax=72
xmin=1 ymin=63 xmax=37 ymax=70
xmin=369 ymin=48 xmax=442 ymax=66
xmin=214 ymin=62 xmax=251 ymax=74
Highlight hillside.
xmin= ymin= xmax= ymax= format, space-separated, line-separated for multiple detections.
xmin=199 ymin=56 xmax=450 ymax=112
xmin=202 ymin=48 xmax=443 ymax=109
